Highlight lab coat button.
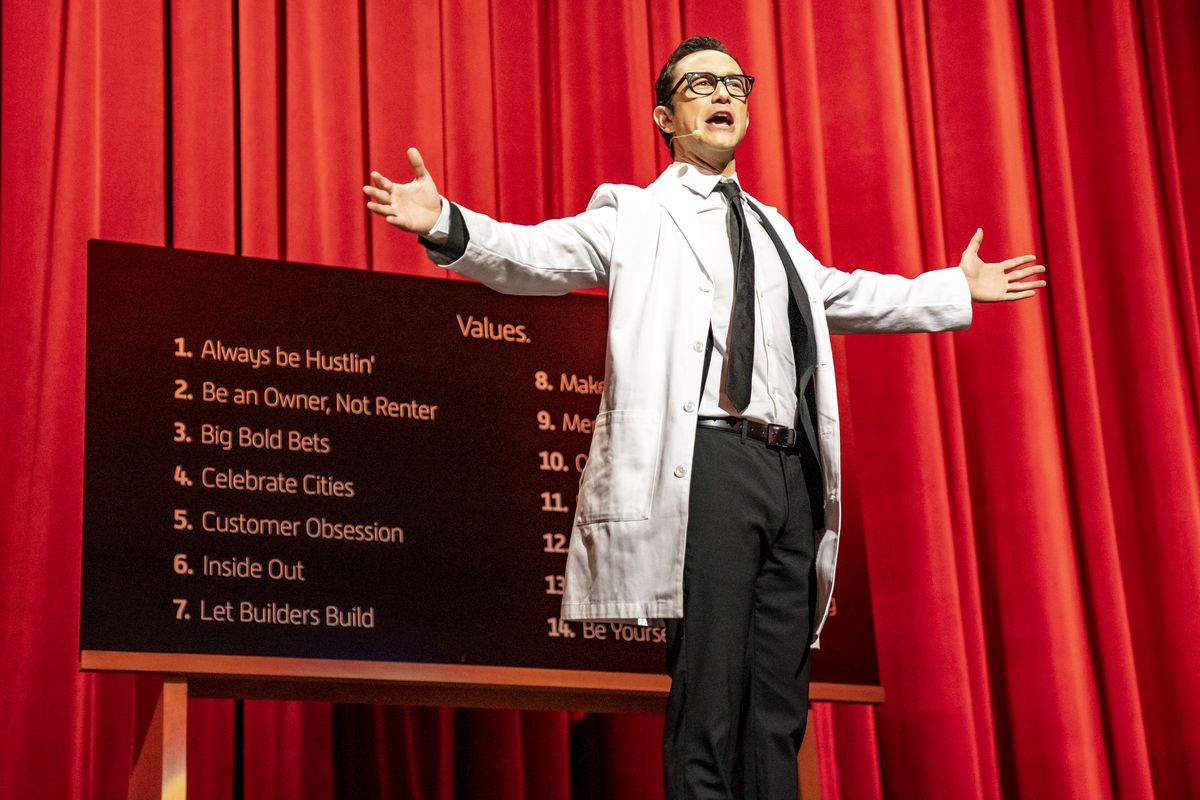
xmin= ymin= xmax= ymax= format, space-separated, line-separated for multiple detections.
xmin=699 ymin=281 xmax=712 ymax=292
xmin=674 ymin=466 xmax=688 ymax=478
xmin=683 ymin=401 xmax=696 ymax=413
xmin=692 ymin=340 xmax=704 ymax=353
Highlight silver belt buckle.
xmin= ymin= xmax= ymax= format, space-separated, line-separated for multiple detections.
xmin=766 ymin=423 xmax=794 ymax=448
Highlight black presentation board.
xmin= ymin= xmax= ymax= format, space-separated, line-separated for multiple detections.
xmin=82 ymin=240 xmax=878 ymax=685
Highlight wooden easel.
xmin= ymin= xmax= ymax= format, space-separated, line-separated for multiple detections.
xmin=128 ymin=677 xmax=187 ymax=800
xmin=94 ymin=652 xmax=882 ymax=800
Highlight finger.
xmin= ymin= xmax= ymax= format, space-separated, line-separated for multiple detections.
xmin=1004 ymin=289 xmax=1037 ymax=301
xmin=966 ymin=227 xmax=983 ymax=256
xmin=1008 ymin=279 xmax=1047 ymax=291
xmin=1006 ymin=264 xmax=1045 ymax=281
xmin=362 ymin=185 xmax=391 ymax=203
xmin=371 ymin=171 xmax=394 ymax=190
xmin=407 ymin=147 xmax=429 ymax=180
xmin=1000 ymin=254 xmax=1037 ymax=270
xmin=366 ymin=201 xmax=395 ymax=216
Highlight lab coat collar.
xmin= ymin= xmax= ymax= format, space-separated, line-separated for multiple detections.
xmin=646 ymin=163 xmax=742 ymax=282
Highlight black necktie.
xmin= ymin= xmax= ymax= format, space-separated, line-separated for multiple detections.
xmin=716 ymin=180 xmax=754 ymax=413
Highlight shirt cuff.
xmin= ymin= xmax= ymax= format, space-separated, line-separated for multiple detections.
xmin=422 ymin=196 xmax=452 ymax=244
xmin=418 ymin=198 xmax=469 ymax=263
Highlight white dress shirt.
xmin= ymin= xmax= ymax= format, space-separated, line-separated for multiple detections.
xmin=669 ymin=163 xmax=797 ymax=426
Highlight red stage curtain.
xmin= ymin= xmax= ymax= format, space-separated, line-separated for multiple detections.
xmin=2 ymin=1 xmax=1197 ymax=797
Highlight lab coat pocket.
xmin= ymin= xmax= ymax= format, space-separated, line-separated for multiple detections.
xmin=574 ymin=409 xmax=662 ymax=524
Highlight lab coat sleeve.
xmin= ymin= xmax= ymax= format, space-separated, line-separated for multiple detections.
xmin=423 ymin=186 xmax=619 ymax=296
xmin=814 ymin=261 xmax=973 ymax=334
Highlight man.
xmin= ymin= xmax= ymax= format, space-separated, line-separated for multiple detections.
xmin=363 ymin=35 xmax=1044 ymax=800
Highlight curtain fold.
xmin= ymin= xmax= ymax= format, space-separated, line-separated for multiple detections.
xmin=2 ymin=1 xmax=1196 ymax=797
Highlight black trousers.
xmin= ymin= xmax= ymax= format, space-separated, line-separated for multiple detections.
xmin=663 ymin=425 xmax=818 ymax=800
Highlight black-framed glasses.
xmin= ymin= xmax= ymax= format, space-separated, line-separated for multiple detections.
xmin=669 ymin=71 xmax=755 ymax=99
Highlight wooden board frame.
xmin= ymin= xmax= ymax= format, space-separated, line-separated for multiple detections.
xmin=85 ymin=652 xmax=882 ymax=799
xmin=82 ymin=650 xmax=883 ymax=713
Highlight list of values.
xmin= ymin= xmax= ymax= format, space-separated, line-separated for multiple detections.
xmin=81 ymin=241 xmax=666 ymax=673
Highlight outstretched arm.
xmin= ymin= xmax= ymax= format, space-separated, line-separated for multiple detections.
xmin=816 ymin=228 xmax=1048 ymax=334
xmin=957 ymin=228 xmax=1047 ymax=302
xmin=362 ymin=149 xmax=614 ymax=296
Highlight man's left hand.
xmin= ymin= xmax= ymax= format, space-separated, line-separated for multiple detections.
xmin=959 ymin=228 xmax=1047 ymax=302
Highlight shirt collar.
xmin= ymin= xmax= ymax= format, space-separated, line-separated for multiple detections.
xmin=670 ymin=161 xmax=740 ymax=200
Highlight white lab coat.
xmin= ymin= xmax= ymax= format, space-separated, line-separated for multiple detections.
xmin=427 ymin=165 xmax=972 ymax=646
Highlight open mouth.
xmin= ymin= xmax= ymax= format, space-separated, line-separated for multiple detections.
xmin=705 ymin=111 xmax=735 ymax=128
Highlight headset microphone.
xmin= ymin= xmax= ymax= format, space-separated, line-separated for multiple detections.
xmin=670 ymin=127 xmax=703 ymax=141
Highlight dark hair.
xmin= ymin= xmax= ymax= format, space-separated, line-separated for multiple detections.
xmin=654 ymin=36 xmax=741 ymax=154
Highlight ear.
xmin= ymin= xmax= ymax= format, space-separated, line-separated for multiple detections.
xmin=652 ymin=105 xmax=674 ymax=137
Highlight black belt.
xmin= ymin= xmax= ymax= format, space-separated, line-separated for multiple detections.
xmin=697 ymin=416 xmax=800 ymax=449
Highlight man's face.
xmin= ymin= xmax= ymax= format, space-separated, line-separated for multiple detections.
xmin=657 ymin=50 xmax=750 ymax=160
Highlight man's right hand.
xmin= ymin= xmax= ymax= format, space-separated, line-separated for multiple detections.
xmin=362 ymin=147 xmax=442 ymax=234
